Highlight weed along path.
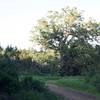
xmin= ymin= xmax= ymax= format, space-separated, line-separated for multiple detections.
xmin=47 ymin=84 xmax=100 ymax=100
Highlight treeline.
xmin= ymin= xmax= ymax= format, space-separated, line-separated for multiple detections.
xmin=0 ymin=44 xmax=100 ymax=76
xmin=0 ymin=41 xmax=100 ymax=75
xmin=0 ymin=46 xmax=39 ymax=75
xmin=0 ymin=46 xmax=59 ymax=75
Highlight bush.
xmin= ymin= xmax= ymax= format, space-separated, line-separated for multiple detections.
xmin=89 ymin=74 xmax=100 ymax=92
xmin=12 ymin=90 xmax=61 ymax=100
xmin=0 ymin=72 xmax=19 ymax=94
xmin=21 ymin=77 xmax=45 ymax=92
xmin=85 ymin=71 xmax=100 ymax=92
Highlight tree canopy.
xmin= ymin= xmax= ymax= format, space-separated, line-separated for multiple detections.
xmin=32 ymin=7 xmax=100 ymax=51
xmin=31 ymin=7 xmax=100 ymax=75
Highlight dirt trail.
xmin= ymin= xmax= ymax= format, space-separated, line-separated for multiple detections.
xmin=47 ymin=84 xmax=100 ymax=100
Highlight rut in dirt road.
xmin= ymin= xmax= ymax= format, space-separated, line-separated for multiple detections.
xmin=47 ymin=84 xmax=100 ymax=100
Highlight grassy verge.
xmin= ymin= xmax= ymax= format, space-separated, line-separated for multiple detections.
xmin=52 ymin=76 xmax=100 ymax=96
xmin=20 ymin=75 xmax=61 ymax=82
xmin=32 ymin=75 xmax=61 ymax=82
xmin=19 ymin=75 xmax=100 ymax=98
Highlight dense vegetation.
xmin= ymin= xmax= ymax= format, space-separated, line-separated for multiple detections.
xmin=0 ymin=7 xmax=100 ymax=99
xmin=0 ymin=46 xmax=63 ymax=100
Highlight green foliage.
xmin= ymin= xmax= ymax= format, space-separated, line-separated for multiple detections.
xmin=32 ymin=6 xmax=100 ymax=76
xmin=31 ymin=50 xmax=60 ymax=75
xmin=84 ymin=45 xmax=100 ymax=92
xmin=0 ymin=48 xmax=19 ymax=94
xmin=90 ymin=75 xmax=100 ymax=92
xmin=0 ymin=72 xmax=19 ymax=94
xmin=20 ymin=77 xmax=45 ymax=92
xmin=32 ymin=7 xmax=83 ymax=50
xmin=85 ymin=70 xmax=100 ymax=92
xmin=13 ymin=90 xmax=62 ymax=100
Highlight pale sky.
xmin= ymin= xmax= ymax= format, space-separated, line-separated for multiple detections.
xmin=0 ymin=0 xmax=100 ymax=49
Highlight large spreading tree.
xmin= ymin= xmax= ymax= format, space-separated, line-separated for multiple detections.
xmin=32 ymin=7 xmax=100 ymax=75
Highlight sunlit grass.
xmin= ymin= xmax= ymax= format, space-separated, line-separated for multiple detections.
xmin=53 ymin=76 xmax=100 ymax=96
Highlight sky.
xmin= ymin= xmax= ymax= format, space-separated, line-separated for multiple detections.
xmin=0 ymin=0 xmax=100 ymax=49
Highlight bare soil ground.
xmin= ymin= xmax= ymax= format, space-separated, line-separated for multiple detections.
xmin=47 ymin=84 xmax=100 ymax=100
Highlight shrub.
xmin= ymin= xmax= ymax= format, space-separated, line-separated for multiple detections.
xmin=0 ymin=72 xmax=19 ymax=94
xmin=21 ymin=77 xmax=45 ymax=92
xmin=90 ymin=74 xmax=100 ymax=92
xmin=85 ymin=70 xmax=100 ymax=92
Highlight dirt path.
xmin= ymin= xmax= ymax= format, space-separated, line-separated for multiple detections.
xmin=47 ymin=84 xmax=100 ymax=100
